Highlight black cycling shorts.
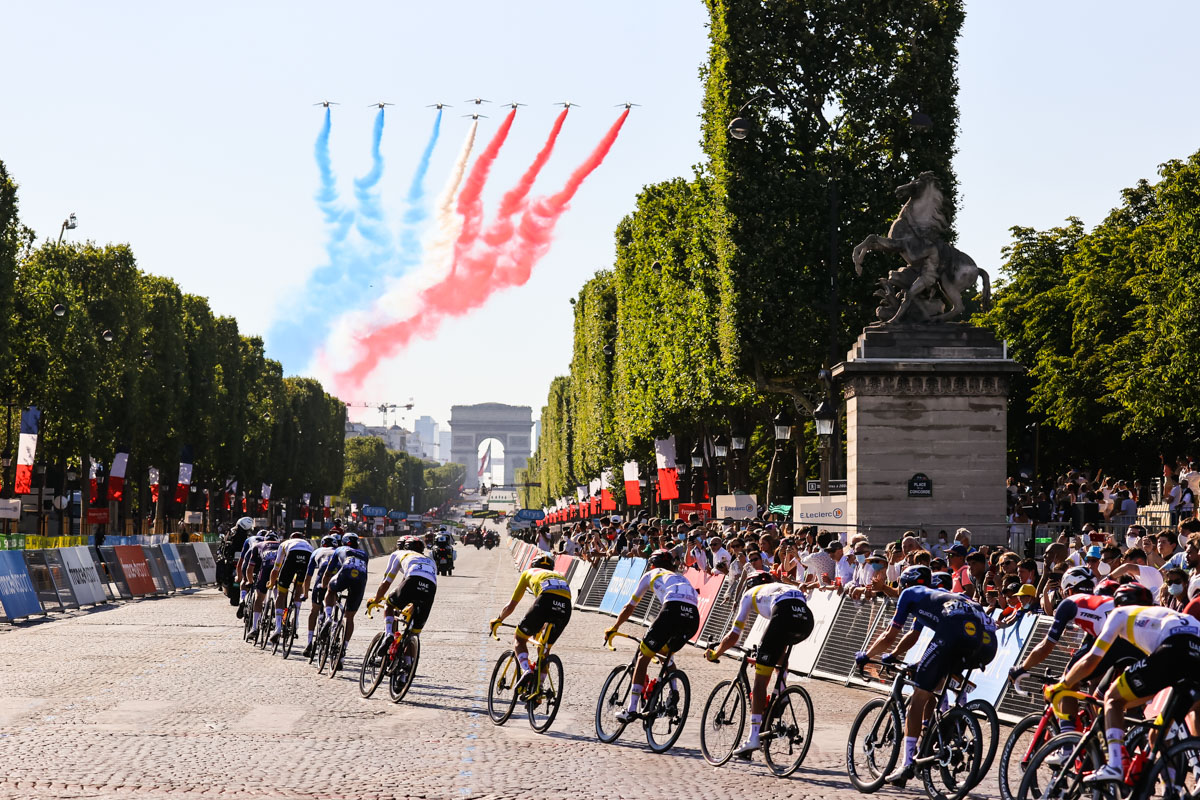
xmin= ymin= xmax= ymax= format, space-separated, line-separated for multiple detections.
xmin=254 ymin=559 xmax=278 ymax=594
xmin=329 ymin=568 xmax=367 ymax=614
xmin=642 ymin=601 xmax=700 ymax=656
xmin=1067 ymin=636 xmax=1141 ymax=688
xmin=387 ymin=576 xmax=438 ymax=633
xmin=517 ymin=592 xmax=572 ymax=644
xmin=912 ymin=612 xmax=996 ymax=692
xmin=276 ymin=548 xmax=312 ymax=591
xmin=1120 ymin=634 xmax=1200 ymax=701
xmin=756 ymin=599 xmax=814 ymax=669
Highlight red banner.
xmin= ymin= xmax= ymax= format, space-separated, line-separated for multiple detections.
xmin=86 ymin=507 xmax=110 ymax=525
xmin=676 ymin=503 xmax=712 ymax=521
xmin=114 ymin=545 xmax=156 ymax=595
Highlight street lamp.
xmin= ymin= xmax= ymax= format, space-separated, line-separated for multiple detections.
xmin=729 ymin=424 xmax=747 ymax=495
xmin=773 ymin=409 xmax=793 ymax=442
xmin=101 ymin=329 xmax=114 ymax=343
xmin=814 ymin=399 xmax=836 ymax=497
xmin=712 ymin=434 xmax=729 ymax=495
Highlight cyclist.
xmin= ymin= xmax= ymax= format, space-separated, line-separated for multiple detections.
xmin=367 ymin=537 xmax=438 ymax=664
xmin=245 ymin=531 xmax=281 ymax=636
xmin=267 ymin=532 xmax=314 ymax=644
xmin=705 ymin=570 xmax=814 ymax=758
xmin=855 ymin=565 xmax=997 ymax=785
xmin=930 ymin=571 xmax=953 ymax=591
xmin=1046 ymin=583 xmax=1200 ymax=783
xmin=313 ymin=531 xmax=370 ymax=670
xmin=234 ymin=526 xmax=265 ymax=618
xmin=605 ymin=549 xmax=700 ymax=724
xmin=329 ymin=518 xmax=344 ymax=540
xmin=300 ymin=534 xmax=338 ymax=658
xmin=489 ymin=552 xmax=572 ymax=682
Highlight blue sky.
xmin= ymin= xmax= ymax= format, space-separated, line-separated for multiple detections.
xmin=3 ymin=1 xmax=1198 ymax=434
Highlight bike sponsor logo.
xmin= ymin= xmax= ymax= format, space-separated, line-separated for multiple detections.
xmin=0 ymin=571 xmax=36 ymax=596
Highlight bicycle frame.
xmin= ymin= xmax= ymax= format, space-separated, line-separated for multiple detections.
xmin=491 ymin=621 xmax=554 ymax=698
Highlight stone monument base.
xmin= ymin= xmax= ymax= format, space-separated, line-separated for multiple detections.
xmin=832 ymin=324 xmax=1022 ymax=544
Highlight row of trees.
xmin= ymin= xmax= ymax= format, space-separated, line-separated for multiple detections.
xmin=341 ymin=437 xmax=465 ymax=513
xmin=518 ymin=0 xmax=967 ymax=507
xmin=0 ymin=159 xmax=347 ymax=528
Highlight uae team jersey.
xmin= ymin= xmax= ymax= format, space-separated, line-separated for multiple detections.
xmin=731 ymin=584 xmax=807 ymax=633
xmin=630 ymin=568 xmax=699 ymax=608
xmin=1088 ymin=605 xmax=1200 ymax=658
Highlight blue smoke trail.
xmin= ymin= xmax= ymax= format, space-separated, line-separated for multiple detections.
xmin=353 ymin=108 xmax=390 ymax=248
xmin=395 ymin=108 xmax=442 ymax=272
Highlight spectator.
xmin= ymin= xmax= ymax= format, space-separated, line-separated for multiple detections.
xmin=909 ymin=549 xmax=932 ymax=567
xmin=801 ymin=538 xmax=836 ymax=588
xmin=929 ymin=530 xmax=949 ymax=560
xmin=948 ymin=544 xmax=971 ymax=595
xmin=851 ymin=552 xmax=896 ymax=600
xmin=1018 ymin=558 xmax=1039 ymax=586
xmin=1109 ymin=547 xmax=1164 ymax=592
xmin=954 ymin=527 xmax=973 ymax=551
xmin=708 ymin=536 xmax=732 ymax=574
xmin=965 ymin=552 xmax=988 ymax=601
xmin=829 ymin=541 xmax=854 ymax=588
xmin=1083 ymin=545 xmax=1104 ymax=578
xmin=1183 ymin=575 xmax=1200 ymax=621
xmin=1161 ymin=568 xmax=1189 ymax=611
xmin=684 ymin=534 xmax=709 ymax=573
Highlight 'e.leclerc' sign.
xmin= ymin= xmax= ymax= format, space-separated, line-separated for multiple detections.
xmin=907 ymin=473 xmax=933 ymax=498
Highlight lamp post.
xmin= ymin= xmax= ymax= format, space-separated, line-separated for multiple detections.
xmin=729 ymin=425 xmax=747 ymax=494
xmin=766 ymin=408 xmax=792 ymax=511
xmin=713 ymin=434 xmax=729 ymax=495
xmin=814 ymin=399 xmax=836 ymax=497
xmin=690 ymin=442 xmax=704 ymax=511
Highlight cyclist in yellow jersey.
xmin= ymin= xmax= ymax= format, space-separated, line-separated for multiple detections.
xmin=606 ymin=549 xmax=699 ymax=723
xmin=1048 ymin=583 xmax=1200 ymax=783
xmin=706 ymin=570 xmax=814 ymax=758
xmin=490 ymin=553 xmax=572 ymax=680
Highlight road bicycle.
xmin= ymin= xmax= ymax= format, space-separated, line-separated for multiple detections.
xmin=845 ymin=659 xmax=984 ymax=800
xmin=594 ymin=630 xmax=691 ymax=753
xmin=997 ymin=670 xmax=1097 ymax=800
xmin=271 ymin=590 xmax=302 ymax=659
xmin=699 ymin=643 xmax=815 ymax=777
xmin=487 ymin=621 xmax=564 ymax=733
xmin=312 ymin=592 xmax=347 ymax=676
xmin=1017 ymin=681 xmax=1200 ymax=800
xmin=360 ymin=600 xmax=421 ymax=702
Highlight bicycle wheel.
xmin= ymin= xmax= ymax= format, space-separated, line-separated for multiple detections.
xmin=847 ymin=696 xmax=903 ymax=793
xmin=282 ymin=605 xmax=299 ymax=658
xmin=595 ymin=664 xmax=633 ymax=743
xmin=487 ymin=651 xmax=520 ymax=724
xmin=644 ymin=669 xmax=690 ymax=754
xmin=965 ymin=698 xmax=1000 ymax=790
xmin=763 ymin=684 xmax=815 ymax=777
xmin=258 ymin=598 xmax=275 ymax=650
xmin=526 ymin=654 xmax=564 ymax=733
xmin=919 ymin=707 xmax=982 ymax=800
xmin=359 ymin=632 xmax=386 ymax=698
xmin=1139 ymin=737 xmax=1200 ymax=800
xmin=999 ymin=713 xmax=1048 ymax=800
xmin=1015 ymin=733 xmax=1105 ymax=800
xmin=308 ymin=621 xmax=324 ymax=665
xmin=388 ymin=634 xmax=419 ymax=702
xmin=316 ymin=618 xmax=335 ymax=674
xmin=700 ymin=679 xmax=747 ymax=766
xmin=242 ymin=601 xmax=254 ymax=641
xmin=326 ymin=620 xmax=346 ymax=678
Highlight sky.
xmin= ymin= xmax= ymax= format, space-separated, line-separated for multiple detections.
xmin=3 ymin=1 xmax=1199 ymax=437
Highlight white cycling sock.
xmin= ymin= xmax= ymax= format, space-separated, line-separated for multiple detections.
xmin=748 ymin=713 xmax=762 ymax=742
xmin=904 ymin=736 xmax=918 ymax=765
xmin=1107 ymin=728 xmax=1124 ymax=769
xmin=385 ymin=616 xmax=394 ymax=637
xmin=517 ymin=652 xmax=530 ymax=672
xmin=274 ymin=608 xmax=284 ymax=631
xmin=252 ymin=611 xmax=261 ymax=629
xmin=627 ymin=685 xmax=643 ymax=713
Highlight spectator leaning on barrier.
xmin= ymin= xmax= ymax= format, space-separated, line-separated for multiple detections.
xmin=829 ymin=540 xmax=854 ymax=587
xmin=948 ymin=544 xmax=970 ymax=593
xmin=850 ymin=551 xmax=895 ymax=601
xmin=1110 ymin=547 xmax=1164 ymax=592
xmin=801 ymin=537 xmax=836 ymax=588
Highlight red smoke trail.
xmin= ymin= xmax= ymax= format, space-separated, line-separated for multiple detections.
xmin=451 ymin=108 xmax=516 ymax=271
xmin=335 ymin=109 xmax=628 ymax=393
xmin=482 ymin=107 xmax=569 ymax=248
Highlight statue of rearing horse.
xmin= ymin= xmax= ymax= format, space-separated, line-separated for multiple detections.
xmin=852 ymin=171 xmax=990 ymax=324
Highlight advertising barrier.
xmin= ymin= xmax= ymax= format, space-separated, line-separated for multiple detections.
xmin=114 ymin=545 xmax=157 ymax=596
xmin=59 ymin=546 xmax=107 ymax=606
xmin=568 ymin=560 xmax=596 ymax=604
xmin=25 ymin=549 xmax=77 ymax=611
xmin=788 ymin=589 xmax=843 ymax=674
xmin=144 ymin=546 xmax=175 ymax=594
xmin=160 ymin=543 xmax=192 ymax=590
xmin=0 ymin=550 xmax=43 ymax=621
xmin=683 ymin=568 xmax=725 ymax=642
xmin=599 ymin=558 xmax=647 ymax=615
xmin=97 ymin=547 xmax=134 ymax=599
xmin=553 ymin=554 xmax=574 ymax=576
xmin=192 ymin=542 xmax=217 ymax=584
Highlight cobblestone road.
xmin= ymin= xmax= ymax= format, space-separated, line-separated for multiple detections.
xmin=0 ymin=542 xmax=1004 ymax=800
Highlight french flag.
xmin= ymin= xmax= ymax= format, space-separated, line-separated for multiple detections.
xmin=623 ymin=461 xmax=641 ymax=506
xmin=601 ymin=468 xmax=617 ymax=511
xmin=88 ymin=458 xmax=101 ymax=505
xmin=149 ymin=467 xmax=160 ymax=503
xmin=655 ymin=437 xmax=679 ymax=501
xmin=108 ymin=450 xmax=129 ymax=502
xmin=173 ymin=446 xmax=193 ymax=505
xmin=260 ymin=482 xmax=271 ymax=513
xmin=14 ymin=407 xmax=40 ymax=494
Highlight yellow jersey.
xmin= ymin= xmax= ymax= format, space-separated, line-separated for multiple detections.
xmin=510 ymin=567 xmax=571 ymax=604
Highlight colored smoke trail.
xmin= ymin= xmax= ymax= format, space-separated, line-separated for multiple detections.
xmin=353 ymin=108 xmax=390 ymax=248
xmin=396 ymin=109 xmax=443 ymax=270
xmin=333 ymin=110 xmax=629 ymax=393
xmin=420 ymin=119 xmax=478 ymax=286
xmin=481 ymin=107 xmax=568 ymax=248
xmin=450 ymin=108 xmax=516 ymax=270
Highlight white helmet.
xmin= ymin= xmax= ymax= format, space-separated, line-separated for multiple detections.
xmin=1061 ymin=565 xmax=1095 ymax=595
xmin=235 ymin=516 xmax=254 ymax=532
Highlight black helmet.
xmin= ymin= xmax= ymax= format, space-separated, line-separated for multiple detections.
xmin=899 ymin=565 xmax=932 ymax=589
xmin=530 ymin=554 xmax=554 ymax=570
xmin=1112 ymin=582 xmax=1154 ymax=608
xmin=744 ymin=570 xmax=776 ymax=589
xmin=930 ymin=571 xmax=953 ymax=591
xmin=406 ymin=537 xmax=425 ymax=554
xmin=648 ymin=549 xmax=676 ymax=570
xmin=1062 ymin=565 xmax=1095 ymax=595
xmin=343 ymin=533 xmax=360 ymax=548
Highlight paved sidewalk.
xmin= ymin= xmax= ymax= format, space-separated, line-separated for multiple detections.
xmin=0 ymin=543 xmax=1003 ymax=800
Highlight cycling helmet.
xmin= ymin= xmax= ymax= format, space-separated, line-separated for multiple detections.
xmin=406 ymin=537 xmax=425 ymax=554
xmin=899 ymin=565 xmax=932 ymax=589
xmin=289 ymin=531 xmax=304 ymax=539
xmin=744 ymin=570 xmax=776 ymax=589
xmin=648 ymin=549 xmax=676 ymax=570
xmin=1061 ymin=565 xmax=1095 ymax=595
xmin=930 ymin=571 xmax=953 ymax=591
xmin=236 ymin=516 xmax=255 ymax=531
xmin=1112 ymin=582 xmax=1154 ymax=608
xmin=332 ymin=518 xmax=342 ymax=527
xmin=331 ymin=533 xmax=343 ymax=547
xmin=1095 ymin=578 xmax=1121 ymax=597
xmin=343 ymin=533 xmax=360 ymax=548
xmin=264 ymin=531 xmax=280 ymax=542
xmin=320 ymin=535 xmax=336 ymax=547
xmin=530 ymin=554 xmax=555 ymax=570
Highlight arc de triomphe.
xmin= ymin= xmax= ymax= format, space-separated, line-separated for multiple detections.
xmin=449 ymin=403 xmax=533 ymax=490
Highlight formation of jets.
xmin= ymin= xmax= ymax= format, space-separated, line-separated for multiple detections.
xmin=313 ymin=100 xmax=636 ymax=113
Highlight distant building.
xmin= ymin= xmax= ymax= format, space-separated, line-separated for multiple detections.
xmin=414 ymin=415 xmax=440 ymax=460
xmin=344 ymin=421 xmax=408 ymax=453
xmin=438 ymin=431 xmax=452 ymax=463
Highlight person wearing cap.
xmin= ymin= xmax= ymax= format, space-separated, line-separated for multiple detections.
xmin=1084 ymin=545 xmax=1105 ymax=578
xmin=948 ymin=544 xmax=971 ymax=596
xmin=997 ymin=583 xmax=1040 ymax=627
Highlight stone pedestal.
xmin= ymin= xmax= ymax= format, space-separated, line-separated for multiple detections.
xmin=832 ymin=324 xmax=1023 ymax=542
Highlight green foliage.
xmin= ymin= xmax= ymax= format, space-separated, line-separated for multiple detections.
xmin=341 ymin=436 xmax=462 ymax=513
xmin=980 ymin=151 xmax=1200 ymax=476
xmin=341 ymin=436 xmax=390 ymax=504
xmin=537 ymin=376 xmax=574 ymax=501
xmin=569 ymin=271 xmax=617 ymax=478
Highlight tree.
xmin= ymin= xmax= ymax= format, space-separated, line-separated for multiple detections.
xmin=341 ymin=436 xmax=391 ymax=506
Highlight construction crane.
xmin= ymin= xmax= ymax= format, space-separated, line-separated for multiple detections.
xmin=343 ymin=399 xmax=414 ymax=427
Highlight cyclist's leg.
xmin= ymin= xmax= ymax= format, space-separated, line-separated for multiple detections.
xmin=342 ymin=578 xmax=366 ymax=645
xmin=514 ymin=595 xmax=551 ymax=674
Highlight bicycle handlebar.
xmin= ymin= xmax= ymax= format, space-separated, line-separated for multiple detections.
xmin=1044 ymin=685 xmax=1098 ymax=719
xmin=605 ymin=630 xmax=640 ymax=651
xmin=855 ymin=658 xmax=909 ymax=682
xmin=1012 ymin=669 xmax=1062 ymax=697
xmin=490 ymin=620 xmax=515 ymax=641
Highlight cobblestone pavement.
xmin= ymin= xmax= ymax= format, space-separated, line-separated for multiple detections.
xmin=0 ymin=542 xmax=1004 ymax=800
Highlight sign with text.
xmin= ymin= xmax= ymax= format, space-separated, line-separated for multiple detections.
xmin=714 ymin=494 xmax=757 ymax=520
xmin=387 ymin=510 xmax=407 ymax=520
xmin=0 ymin=551 xmax=42 ymax=620
xmin=515 ymin=508 xmax=545 ymax=521
xmin=908 ymin=473 xmax=933 ymax=498
xmin=59 ymin=546 xmax=107 ymax=606
xmin=113 ymin=545 xmax=156 ymax=596
xmin=792 ymin=495 xmax=849 ymax=526
xmin=183 ymin=511 xmax=204 ymax=525
xmin=86 ymin=507 xmax=110 ymax=525
xmin=362 ymin=506 xmax=388 ymax=518
xmin=0 ymin=498 xmax=20 ymax=520
xmin=805 ymin=479 xmax=847 ymax=495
